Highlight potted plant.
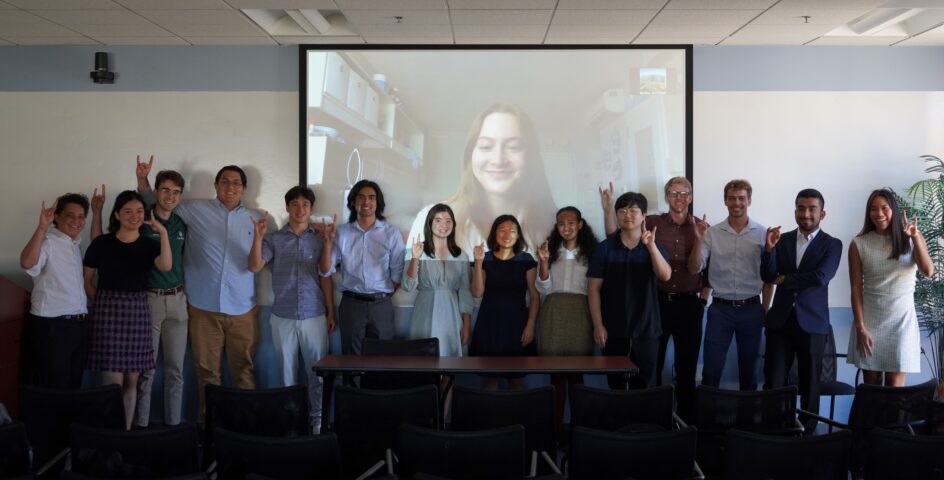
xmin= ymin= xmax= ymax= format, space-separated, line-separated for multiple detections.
xmin=896 ymin=155 xmax=944 ymax=398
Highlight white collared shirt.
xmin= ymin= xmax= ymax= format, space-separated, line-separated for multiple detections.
xmin=796 ymin=228 xmax=820 ymax=268
xmin=24 ymin=227 xmax=87 ymax=316
xmin=536 ymin=246 xmax=589 ymax=296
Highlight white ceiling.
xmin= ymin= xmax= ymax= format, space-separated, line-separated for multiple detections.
xmin=0 ymin=0 xmax=942 ymax=46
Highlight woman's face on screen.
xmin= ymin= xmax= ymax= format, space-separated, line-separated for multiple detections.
xmin=471 ymin=112 xmax=526 ymax=195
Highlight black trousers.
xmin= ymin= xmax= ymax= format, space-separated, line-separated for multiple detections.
xmin=23 ymin=314 xmax=87 ymax=388
xmin=655 ymin=294 xmax=704 ymax=423
xmin=764 ymin=312 xmax=826 ymax=429
xmin=601 ymin=335 xmax=659 ymax=390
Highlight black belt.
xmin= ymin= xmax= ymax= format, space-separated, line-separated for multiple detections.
xmin=658 ymin=291 xmax=698 ymax=302
xmin=35 ymin=313 xmax=87 ymax=321
xmin=712 ymin=296 xmax=760 ymax=307
xmin=148 ymin=285 xmax=184 ymax=296
xmin=342 ymin=291 xmax=391 ymax=302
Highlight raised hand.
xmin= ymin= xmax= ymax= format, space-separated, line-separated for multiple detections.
xmin=537 ymin=241 xmax=550 ymax=264
xmin=38 ymin=200 xmax=57 ymax=230
xmin=473 ymin=241 xmax=485 ymax=262
xmin=91 ymin=184 xmax=106 ymax=212
xmin=598 ymin=181 xmax=614 ymax=210
xmin=253 ymin=211 xmax=268 ymax=237
xmin=902 ymin=210 xmax=919 ymax=237
xmin=411 ymin=236 xmax=424 ymax=259
xmin=641 ymin=219 xmax=656 ymax=246
xmin=322 ymin=214 xmax=337 ymax=243
xmin=135 ymin=154 xmax=154 ymax=180
xmin=693 ymin=214 xmax=709 ymax=240
xmin=765 ymin=225 xmax=782 ymax=251
xmin=144 ymin=209 xmax=167 ymax=235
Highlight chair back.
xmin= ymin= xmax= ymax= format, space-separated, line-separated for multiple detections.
xmin=926 ymin=399 xmax=944 ymax=436
xmin=0 ymin=422 xmax=30 ymax=477
xmin=570 ymin=384 xmax=675 ymax=432
xmin=723 ymin=429 xmax=851 ymax=480
xmin=568 ymin=426 xmax=698 ymax=480
xmin=18 ymin=384 xmax=125 ymax=466
xmin=847 ymin=379 xmax=936 ymax=430
xmin=360 ymin=337 xmax=440 ymax=390
xmin=450 ymin=385 xmax=555 ymax=454
xmin=787 ymin=324 xmax=842 ymax=385
xmin=69 ymin=423 xmax=200 ymax=478
xmin=214 ymin=428 xmax=340 ymax=480
xmin=204 ymin=384 xmax=309 ymax=449
xmin=334 ymin=384 xmax=439 ymax=478
xmin=396 ymin=424 xmax=525 ymax=480
xmin=865 ymin=428 xmax=944 ymax=480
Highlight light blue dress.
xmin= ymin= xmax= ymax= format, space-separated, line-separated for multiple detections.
xmin=402 ymin=252 xmax=474 ymax=356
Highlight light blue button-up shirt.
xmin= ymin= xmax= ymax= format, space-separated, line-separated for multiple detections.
xmin=262 ymin=224 xmax=327 ymax=320
xmin=173 ymin=198 xmax=258 ymax=315
xmin=695 ymin=217 xmax=766 ymax=300
xmin=327 ymin=219 xmax=405 ymax=294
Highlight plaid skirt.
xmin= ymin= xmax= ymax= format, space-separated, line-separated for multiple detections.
xmin=86 ymin=289 xmax=154 ymax=372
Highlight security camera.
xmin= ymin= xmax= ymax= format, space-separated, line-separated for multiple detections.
xmin=90 ymin=52 xmax=115 ymax=84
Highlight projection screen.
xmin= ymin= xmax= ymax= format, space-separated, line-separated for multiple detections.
xmin=300 ymin=46 xmax=691 ymax=253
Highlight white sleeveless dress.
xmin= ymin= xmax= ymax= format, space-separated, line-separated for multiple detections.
xmin=847 ymin=231 xmax=921 ymax=372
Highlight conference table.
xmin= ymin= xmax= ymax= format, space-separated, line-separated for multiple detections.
xmin=313 ymin=355 xmax=639 ymax=421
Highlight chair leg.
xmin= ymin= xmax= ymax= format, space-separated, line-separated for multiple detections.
xmin=828 ymin=396 xmax=836 ymax=433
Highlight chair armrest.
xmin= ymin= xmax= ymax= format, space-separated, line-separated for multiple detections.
xmin=798 ymin=408 xmax=849 ymax=429
xmin=35 ymin=447 xmax=70 ymax=477
xmin=673 ymin=412 xmax=690 ymax=429
xmin=692 ymin=459 xmax=705 ymax=480
xmin=355 ymin=458 xmax=389 ymax=480
xmin=539 ymin=451 xmax=562 ymax=476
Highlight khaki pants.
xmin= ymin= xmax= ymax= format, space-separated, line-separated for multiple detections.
xmin=135 ymin=290 xmax=189 ymax=427
xmin=188 ymin=304 xmax=259 ymax=421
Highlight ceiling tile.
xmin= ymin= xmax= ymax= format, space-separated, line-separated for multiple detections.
xmin=453 ymin=35 xmax=542 ymax=44
xmin=650 ymin=9 xmax=763 ymax=25
xmin=0 ymin=2 xmax=16 ymax=9
xmin=4 ymin=0 xmax=120 ymax=9
xmin=137 ymin=10 xmax=254 ymax=26
xmin=185 ymin=35 xmax=279 ymax=44
xmin=273 ymin=34 xmax=364 ymax=43
xmin=33 ymin=10 xmax=154 ymax=25
xmin=361 ymin=34 xmax=452 ymax=43
xmin=0 ymin=37 xmax=13 ymax=44
xmin=807 ymin=35 xmax=901 ymax=45
xmin=642 ymin=24 xmax=740 ymax=36
xmin=448 ymin=0 xmax=555 ymax=8
xmin=342 ymin=9 xmax=449 ymax=24
xmin=452 ymin=24 xmax=547 ymax=36
xmin=733 ymin=22 xmax=835 ymax=37
xmin=557 ymin=0 xmax=667 ymax=9
xmin=69 ymin=23 xmax=172 ymax=36
xmin=162 ymin=23 xmax=267 ymax=36
xmin=895 ymin=24 xmax=944 ymax=45
xmin=335 ymin=0 xmax=445 ymax=10
xmin=221 ymin=0 xmax=338 ymax=8
xmin=775 ymin=0 xmax=885 ymax=8
xmin=0 ymin=22 xmax=79 ymax=36
xmin=552 ymin=10 xmax=656 ymax=25
xmin=751 ymin=7 xmax=869 ymax=25
xmin=634 ymin=36 xmax=721 ymax=44
xmin=115 ymin=0 xmax=232 ymax=9
xmin=450 ymin=9 xmax=551 ymax=25
xmin=544 ymin=34 xmax=634 ymax=44
xmin=354 ymin=23 xmax=452 ymax=35
xmin=665 ymin=0 xmax=776 ymax=9
xmin=5 ymin=35 xmax=99 ymax=44
xmin=547 ymin=24 xmax=644 ymax=36
xmin=92 ymin=35 xmax=189 ymax=44
xmin=0 ymin=10 xmax=62 ymax=24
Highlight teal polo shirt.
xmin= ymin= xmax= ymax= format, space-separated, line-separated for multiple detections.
xmin=141 ymin=212 xmax=186 ymax=290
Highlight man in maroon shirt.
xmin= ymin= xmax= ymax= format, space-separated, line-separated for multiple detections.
xmin=601 ymin=177 xmax=710 ymax=421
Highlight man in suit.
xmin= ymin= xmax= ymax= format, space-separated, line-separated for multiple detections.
xmin=761 ymin=188 xmax=842 ymax=432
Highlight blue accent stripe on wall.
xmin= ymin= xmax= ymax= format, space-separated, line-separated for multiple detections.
xmin=0 ymin=46 xmax=298 ymax=92
xmin=694 ymin=45 xmax=944 ymax=92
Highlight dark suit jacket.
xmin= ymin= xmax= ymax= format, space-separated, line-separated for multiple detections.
xmin=760 ymin=229 xmax=842 ymax=335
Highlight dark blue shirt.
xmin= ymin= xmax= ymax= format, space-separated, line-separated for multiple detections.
xmin=588 ymin=233 xmax=668 ymax=339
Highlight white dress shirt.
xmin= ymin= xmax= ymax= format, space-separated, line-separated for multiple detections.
xmin=536 ymin=246 xmax=589 ymax=296
xmin=24 ymin=227 xmax=87 ymax=316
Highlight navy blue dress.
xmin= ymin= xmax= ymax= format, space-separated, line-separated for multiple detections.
xmin=470 ymin=251 xmax=538 ymax=358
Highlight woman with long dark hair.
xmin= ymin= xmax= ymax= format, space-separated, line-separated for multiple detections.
xmin=470 ymin=214 xmax=539 ymax=390
xmin=536 ymin=206 xmax=597 ymax=433
xmin=847 ymin=189 xmax=933 ymax=386
xmin=403 ymin=204 xmax=473 ymax=356
xmin=84 ymin=190 xmax=172 ymax=429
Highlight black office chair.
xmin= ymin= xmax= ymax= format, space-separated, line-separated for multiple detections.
xmin=723 ymin=428 xmax=852 ymax=480
xmin=568 ymin=425 xmax=703 ymax=480
xmin=59 ymin=473 xmax=206 ymax=480
xmin=213 ymin=428 xmax=341 ymax=480
xmin=0 ymin=422 xmax=31 ymax=480
xmin=865 ymin=427 xmax=944 ymax=480
xmin=18 ymin=384 xmax=126 ymax=469
xmin=450 ymin=385 xmax=560 ymax=476
xmin=66 ymin=423 xmax=201 ymax=479
xmin=333 ymin=384 xmax=440 ymax=479
xmin=694 ymin=385 xmax=804 ymax=478
xmin=799 ymin=378 xmax=936 ymax=478
xmin=359 ymin=337 xmax=442 ymax=391
xmin=784 ymin=324 xmax=856 ymax=431
xmin=569 ymin=384 xmax=681 ymax=433
xmin=395 ymin=424 xmax=526 ymax=480
xmin=925 ymin=398 xmax=944 ymax=436
xmin=203 ymin=384 xmax=310 ymax=466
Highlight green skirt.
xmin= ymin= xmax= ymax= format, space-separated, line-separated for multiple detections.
xmin=537 ymin=292 xmax=594 ymax=356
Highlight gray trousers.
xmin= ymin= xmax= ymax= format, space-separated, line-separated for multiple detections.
xmin=338 ymin=295 xmax=395 ymax=355
xmin=135 ymin=290 xmax=189 ymax=427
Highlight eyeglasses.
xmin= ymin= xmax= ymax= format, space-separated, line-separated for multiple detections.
xmin=218 ymin=179 xmax=244 ymax=187
xmin=159 ymin=188 xmax=182 ymax=196
xmin=667 ymin=191 xmax=691 ymax=198
xmin=616 ymin=207 xmax=643 ymax=216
